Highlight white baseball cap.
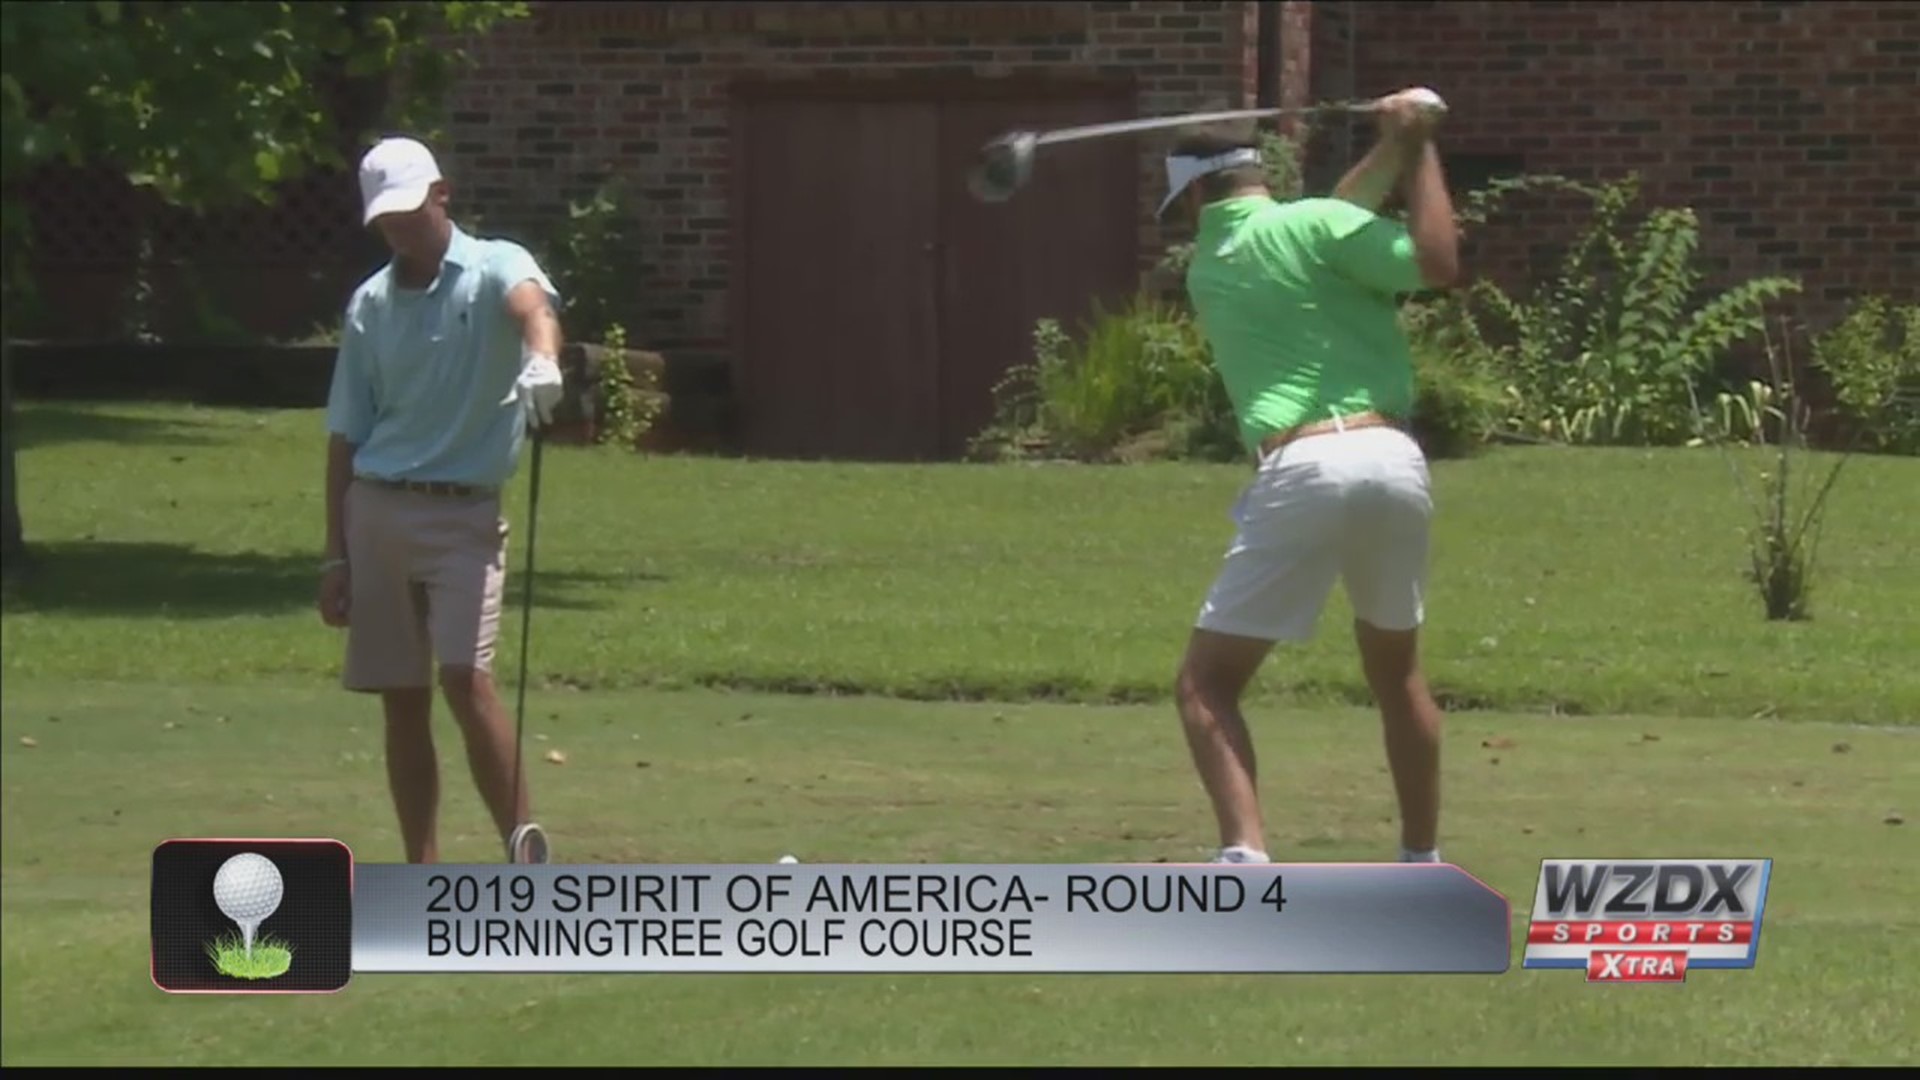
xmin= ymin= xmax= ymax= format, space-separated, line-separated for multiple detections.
xmin=1157 ymin=145 xmax=1262 ymax=218
xmin=358 ymin=137 xmax=443 ymax=225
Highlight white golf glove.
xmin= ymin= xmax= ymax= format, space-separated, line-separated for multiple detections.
xmin=511 ymin=350 xmax=566 ymax=430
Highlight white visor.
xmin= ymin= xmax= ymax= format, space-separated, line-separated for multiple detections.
xmin=1157 ymin=146 xmax=1262 ymax=218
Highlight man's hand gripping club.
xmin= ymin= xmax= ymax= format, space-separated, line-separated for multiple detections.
xmin=505 ymin=280 xmax=566 ymax=432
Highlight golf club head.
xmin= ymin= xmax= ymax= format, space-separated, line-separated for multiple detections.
xmin=967 ymin=131 xmax=1036 ymax=203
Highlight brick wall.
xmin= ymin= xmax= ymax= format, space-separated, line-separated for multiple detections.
xmin=1344 ymin=0 xmax=1920 ymax=335
xmin=437 ymin=1 xmax=1258 ymax=364
xmin=1303 ymin=0 xmax=1360 ymax=189
xmin=1238 ymin=1 xmax=1261 ymax=106
xmin=1276 ymin=1 xmax=1316 ymax=125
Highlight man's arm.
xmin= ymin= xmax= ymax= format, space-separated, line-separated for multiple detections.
xmin=494 ymin=244 xmax=566 ymax=429
xmin=506 ymin=280 xmax=563 ymax=357
xmin=492 ymin=240 xmax=564 ymax=356
xmin=1332 ymin=130 xmax=1416 ymax=213
xmin=1398 ymin=140 xmax=1460 ymax=289
xmin=1334 ymin=88 xmax=1444 ymax=212
xmin=1319 ymin=147 xmax=1459 ymax=298
xmin=322 ymin=308 xmax=375 ymax=566
xmin=324 ymin=435 xmax=355 ymax=564
xmin=505 ymin=277 xmax=565 ymax=431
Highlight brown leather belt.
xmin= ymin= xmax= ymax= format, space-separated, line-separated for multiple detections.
xmin=356 ymin=475 xmax=498 ymax=497
xmin=1256 ymin=411 xmax=1404 ymax=462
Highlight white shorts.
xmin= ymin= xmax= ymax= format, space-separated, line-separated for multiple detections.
xmin=1196 ymin=425 xmax=1433 ymax=641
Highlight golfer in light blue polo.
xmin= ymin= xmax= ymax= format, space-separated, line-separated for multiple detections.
xmin=318 ymin=135 xmax=566 ymax=866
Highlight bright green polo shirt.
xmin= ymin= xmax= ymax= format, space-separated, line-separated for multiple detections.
xmin=1184 ymin=195 xmax=1430 ymax=453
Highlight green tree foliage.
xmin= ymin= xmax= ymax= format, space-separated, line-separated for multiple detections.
xmin=0 ymin=0 xmax=530 ymax=568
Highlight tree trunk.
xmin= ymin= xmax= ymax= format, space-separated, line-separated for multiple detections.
xmin=1 ymin=336 xmax=22 ymax=573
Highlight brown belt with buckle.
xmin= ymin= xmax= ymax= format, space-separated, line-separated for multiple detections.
xmin=355 ymin=475 xmax=498 ymax=498
xmin=1256 ymin=411 xmax=1404 ymax=463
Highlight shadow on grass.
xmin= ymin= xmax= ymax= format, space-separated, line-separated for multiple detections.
xmin=0 ymin=541 xmax=648 ymax=617
xmin=11 ymin=402 xmax=228 ymax=451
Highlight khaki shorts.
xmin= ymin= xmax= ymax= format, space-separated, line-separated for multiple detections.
xmin=342 ymin=480 xmax=508 ymax=691
xmin=1196 ymin=426 xmax=1433 ymax=642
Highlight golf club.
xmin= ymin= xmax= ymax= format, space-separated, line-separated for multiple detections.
xmin=967 ymin=89 xmax=1447 ymax=203
xmin=507 ymin=429 xmax=546 ymax=864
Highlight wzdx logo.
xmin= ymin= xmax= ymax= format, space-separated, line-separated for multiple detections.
xmin=1522 ymin=858 xmax=1770 ymax=983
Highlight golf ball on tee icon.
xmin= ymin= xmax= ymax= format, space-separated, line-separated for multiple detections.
xmin=213 ymin=852 xmax=284 ymax=955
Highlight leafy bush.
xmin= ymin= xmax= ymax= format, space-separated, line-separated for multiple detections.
xmin=1808 ymin=295 xmax=1920 ymax=457
xmin=975 ymin=291 xmax=1506 ymax=466
xmin=1414 ymin=173 xmax=1801 ymax=447
xmin=535 ymin=177 xmax=661 ymax=453
xmin=592 ymin=323 xmax=661 ymax=450
xmin=968 ymin=294 xmax=1235 ymax=463
xmin=983 ymin=153 xmax=1819 ymax=465
xmin=1400 ymin=297 xmax=1507 ymax=459
xmin=1691 ymin=323 xmax=1860 ymax=622
xmin=539 ymin=177 xmax=644 ymax=346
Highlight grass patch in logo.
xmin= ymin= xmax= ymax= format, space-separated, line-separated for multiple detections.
xmin=205 ymin=930 xmax=294 ymax=980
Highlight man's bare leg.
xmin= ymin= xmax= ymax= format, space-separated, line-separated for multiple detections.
xmin=439 ymin=666 xmax=528 ymax=844
xmin=382 ymin=688 xmax=439 ymax=864
xmin=1174 ymin=628 xmax=1277 ymax=857
xmin=1353 ymin=619 xmax=1443 ymax=859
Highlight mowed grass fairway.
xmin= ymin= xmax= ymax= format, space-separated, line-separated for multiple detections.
xmin=3 ymin=401 xmax=1917 ymax=1066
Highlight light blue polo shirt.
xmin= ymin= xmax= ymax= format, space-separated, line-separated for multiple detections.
xmin=325 ymin=224 xmax=561 ymax=488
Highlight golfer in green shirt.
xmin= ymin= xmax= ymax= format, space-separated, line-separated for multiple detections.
xmin=1166 ymin=90 xmax=1462 ymax=867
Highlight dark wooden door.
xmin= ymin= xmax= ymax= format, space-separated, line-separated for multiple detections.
xmin=934 ymin=92 xmax=1140 ymax=457
xmin=734 ymin=84 xmax=1139 ymax=460
xmin=735 ymin=98 xmax=943 ymax=460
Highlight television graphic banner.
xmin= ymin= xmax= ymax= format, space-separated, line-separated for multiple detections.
xmin=349 ymin=862 xmax=1512 ymax=974
xmin=153 ymin=843 xmax=1514 ymax=984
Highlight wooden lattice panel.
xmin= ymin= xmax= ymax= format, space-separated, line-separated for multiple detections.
xmin=18 ymin=161 xmax=382 ymax=341
xmin=18 ymin=164 xmax=141 ymax=269
xmin=147 ymin=171 xmax=366 ymax=266
xmin=16 ymin=62 xmax=391 ymax=340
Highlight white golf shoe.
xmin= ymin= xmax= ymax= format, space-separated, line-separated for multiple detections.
xmin=508 ymin=822 xmax=551 ymax=864
xmin=1211 ymin=844 xmax=1271 ymax=864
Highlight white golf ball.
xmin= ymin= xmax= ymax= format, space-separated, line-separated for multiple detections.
xmin=777 ymin=855 xmax=799 ymax=864
xmin=213 ymin=853 xmax=284 ymax=925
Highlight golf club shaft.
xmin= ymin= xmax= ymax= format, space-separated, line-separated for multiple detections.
xmin=1031 ymin=99 xmax=1391 ymax=149
xmin=512 ymin=431 xmax=541 ymax=827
